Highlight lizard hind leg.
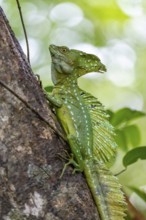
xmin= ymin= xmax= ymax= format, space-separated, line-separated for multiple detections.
xmin=60 ymin=134 xmax=84 ymax=178
xmin=59 ymin=154 xmax=82 ymax=178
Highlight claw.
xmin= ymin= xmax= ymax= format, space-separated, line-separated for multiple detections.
xmin=60 ymin=155 xmax=82 ymax=178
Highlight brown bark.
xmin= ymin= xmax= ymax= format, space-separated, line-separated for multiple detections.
xmin=0 ymin=7 xmax=99 ymax=220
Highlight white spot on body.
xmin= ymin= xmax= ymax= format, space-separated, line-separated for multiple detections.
xmin=70 ymin=111 xmax=74 ymax=116
xmin=65 ymin=83 xmax=92 ymax=151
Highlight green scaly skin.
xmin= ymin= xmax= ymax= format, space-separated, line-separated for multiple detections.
xmin=47 ymin=44 xmax=126 ymax=219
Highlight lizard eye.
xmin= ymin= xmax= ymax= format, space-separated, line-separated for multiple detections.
xmin=60 ymin=47 xmax=68 ymax=53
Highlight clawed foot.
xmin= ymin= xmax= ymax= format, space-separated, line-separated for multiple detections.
xmin=59 ymin=154 xmax=82 ymax=178
xmin=57 ymin=149 xmax=71 ymax=162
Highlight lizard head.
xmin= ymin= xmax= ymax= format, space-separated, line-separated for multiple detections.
xmin=49 ymin=44 xmax=106 ymax=83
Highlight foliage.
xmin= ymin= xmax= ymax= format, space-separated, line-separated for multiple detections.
xmin=44 ymin=85 xmax=54 ymax=93
xmin=108 ymin=106 xmax=146 ymax=170
xmin=108 ymin=108 xmax=145 ymax=150
xmin=108 ymin=107 xmax=146 ymax=218
xmin=128 ymin=186 xmax=146 ymax=203
xmin=123 ymin=146 xmax=146 ymax=168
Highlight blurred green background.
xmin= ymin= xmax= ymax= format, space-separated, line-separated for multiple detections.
xmin=1 ymin=0 xmax=146 ymax=217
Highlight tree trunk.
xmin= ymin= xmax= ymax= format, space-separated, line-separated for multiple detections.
xmin=0 ymin=7 xmax=99 ymax=220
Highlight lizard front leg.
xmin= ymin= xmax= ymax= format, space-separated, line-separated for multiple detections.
xmin=46 ymin=93 xmax=62 ymax=107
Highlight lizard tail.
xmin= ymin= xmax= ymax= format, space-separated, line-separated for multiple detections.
xmin=84 ymin=159 xmax=126 ymax=220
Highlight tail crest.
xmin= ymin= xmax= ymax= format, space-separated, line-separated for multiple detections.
xmin=84 ymin=159 xmax=126 ymax=220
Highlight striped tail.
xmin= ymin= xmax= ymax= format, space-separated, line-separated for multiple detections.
xmin=84 ymin=159 xmax=126 ymax=220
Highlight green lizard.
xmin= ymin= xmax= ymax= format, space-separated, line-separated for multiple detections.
xmin=47 ymin=44 xmax=126 ymax=220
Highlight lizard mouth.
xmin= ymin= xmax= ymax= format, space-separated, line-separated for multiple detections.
xmin=49 ymin=45 xmax=61 ymax=63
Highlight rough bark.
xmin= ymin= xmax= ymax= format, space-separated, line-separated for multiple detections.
xmin=0 ymin=7 xmax=99 ymax=220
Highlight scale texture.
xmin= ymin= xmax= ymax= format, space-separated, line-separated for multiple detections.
xmin=47 ymin=44 xmax=126 ymax=220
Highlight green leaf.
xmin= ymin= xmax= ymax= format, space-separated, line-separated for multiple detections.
xmin=110 ymin=108 xmax=145 ymax=127
xmin=115 ymin=129 xmax=128 ymax=151
xmin=44 ymin=85 xmax=54 ymax=93
xmin=128 ymin=186 xmax=146 ymax=202
xmin=116 ymin=125 xmax=141 ymax=151
xmin=122 ymin=125 xmax=141 ymax=147
xmin=123 ymin=146 xmax=146 ymax=168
